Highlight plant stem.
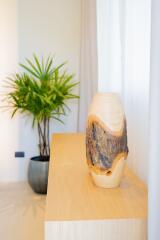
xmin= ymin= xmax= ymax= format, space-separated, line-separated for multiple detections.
xmin=47 ymin=118 xmax=50 ymax=156
xmin=38 ymin=123 xmax=43 ymax=156
xmin=37 ymin=118 xmax=50 ymax=158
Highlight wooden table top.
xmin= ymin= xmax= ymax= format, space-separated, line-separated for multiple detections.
xmin=45 ymin=133 xmax=147 ymax=221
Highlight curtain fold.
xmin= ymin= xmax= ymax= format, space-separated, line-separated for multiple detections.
xmin=97 ymin=0 xmax=124 ymax=94
xmin=97 ymin=0 xmax=151 ymax=183
xmin=78 ymin=0 xmax=98 ymax=132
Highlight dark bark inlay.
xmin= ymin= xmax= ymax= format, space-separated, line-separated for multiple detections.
xmin=86 ymin=121 xmax=129 ymax=170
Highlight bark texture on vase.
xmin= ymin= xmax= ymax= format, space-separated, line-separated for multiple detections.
xmin=86 ymin=93 xmax=129 ymax=188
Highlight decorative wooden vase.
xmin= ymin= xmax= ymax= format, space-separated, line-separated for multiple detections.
xmin=86 ymin=93 xmax=129 ymax=188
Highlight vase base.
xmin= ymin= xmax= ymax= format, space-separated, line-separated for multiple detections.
xmin=90 ymin=158 xmax=126 ymax=188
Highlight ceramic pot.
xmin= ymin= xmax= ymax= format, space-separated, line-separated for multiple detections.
xmin=28 ymin=156 xmax=49 ymax=194
xmin=86 ymin=93 xmax=129 ymax=188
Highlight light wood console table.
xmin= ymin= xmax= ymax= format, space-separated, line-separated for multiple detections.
xmin=45 ymin=133 xmax=147 ymax=240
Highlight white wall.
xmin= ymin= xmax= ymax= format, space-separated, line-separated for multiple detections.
xmin=0 ymin=0 xmax=81 ymax=181
xmin=0 ymin=0 xmax=22 ymax=181
xmin=97 ymin=0 xmax=151 ymax=183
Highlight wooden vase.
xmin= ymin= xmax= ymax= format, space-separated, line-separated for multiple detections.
xmin=86 ymin=93 xmax=129 ymax=188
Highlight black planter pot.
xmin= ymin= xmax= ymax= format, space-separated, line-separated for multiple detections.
xmin=28 ymin=156 xmax=49 ymax=194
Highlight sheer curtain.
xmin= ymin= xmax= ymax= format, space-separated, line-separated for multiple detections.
xmin=97 ymin=0 xmax=151 ymax=184
xmin=78 ymin=0 xmax=125 ymax=130
xmin=78 ymin=0 xmax=98 ymax=131
xmin=79 ymin=0 xmax=151 ymax=184
xmin=97 ymin=0 xmax=125 ymax=95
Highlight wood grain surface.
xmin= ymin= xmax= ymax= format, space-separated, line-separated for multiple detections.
xmin=45 ymin=133 xmax=147 ymax=221
xmin=45 ymin=219 xmax=147 ymax=240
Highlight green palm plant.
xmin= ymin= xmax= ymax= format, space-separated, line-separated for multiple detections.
xmin=4 ymin=54 xmax=79 ymax=159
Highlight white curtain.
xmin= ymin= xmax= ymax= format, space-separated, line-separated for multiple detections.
xmin=97 ymin=0 xmax=151 ymax=184
xmin=97 ymin=0 xmax=124 ymax=95
xmin=79 ymin=0 xmax=151 ymax=183
xmin=148 ymin=0 xmax=160 ymax=239
xmin=78 ymin=0 xmax=98 ymax=131
xmin=123 ymin=0 xmax=151 ymax=184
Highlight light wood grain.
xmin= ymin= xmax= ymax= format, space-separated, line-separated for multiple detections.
xmin=45 ymin=219 xmax=147 ymax=240
xmin=88 ymin=93 xmax=125 ymax=136
xmin=86 ymin=93 xmax=128 ymax=189
xmin=45 ymin=133 xmax=147 ymax=221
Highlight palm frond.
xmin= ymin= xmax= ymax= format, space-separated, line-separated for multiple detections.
xmin=2 ymin=54 xmax=79 ymax=157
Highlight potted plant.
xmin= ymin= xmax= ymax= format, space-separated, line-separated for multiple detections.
xmin=3 ymin=54 xmax=79 ymax=194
